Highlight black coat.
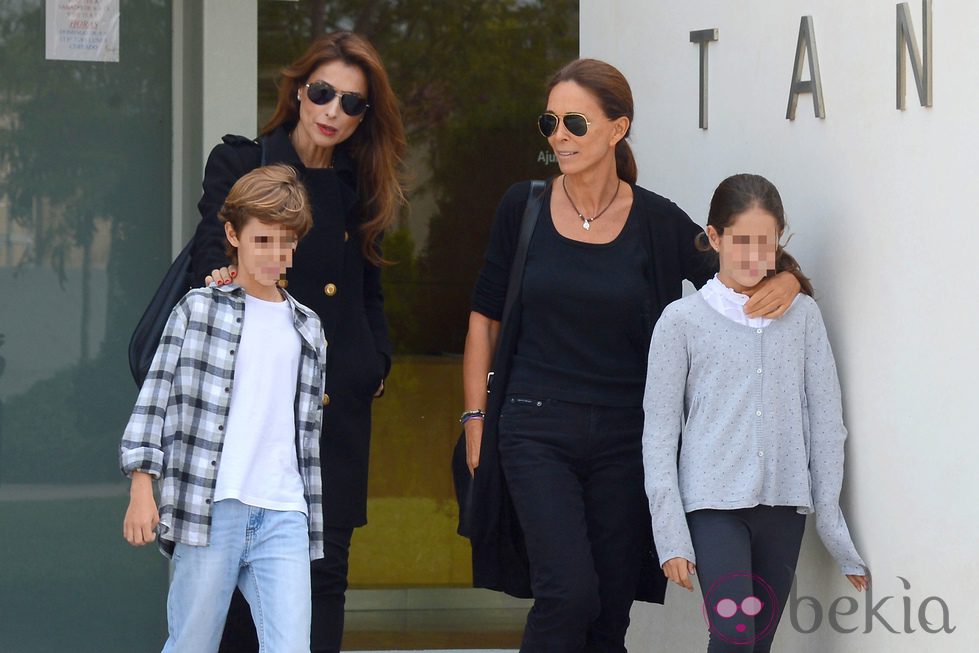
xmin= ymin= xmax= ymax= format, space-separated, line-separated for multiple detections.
xmin=455 ymin=181 xmax=713 ymax=602
xmin=191 ymin=126 xmax=392 ymax=528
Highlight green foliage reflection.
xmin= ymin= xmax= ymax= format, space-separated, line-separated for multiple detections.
xmin=258 ymin=0 xmax=577 ymax=353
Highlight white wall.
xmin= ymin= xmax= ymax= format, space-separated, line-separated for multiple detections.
xmin=200 ymin=0 xmax=257 ymax=156
xmin=581 ymin=1 xmax=977 ymax=651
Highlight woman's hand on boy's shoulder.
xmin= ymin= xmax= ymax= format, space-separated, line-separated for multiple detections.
xmin=205 ymin=265 xmax=237 ymax=287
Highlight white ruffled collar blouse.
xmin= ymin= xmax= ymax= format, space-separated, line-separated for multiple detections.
xmin=698 ymin=274 xmax=773 ymax=328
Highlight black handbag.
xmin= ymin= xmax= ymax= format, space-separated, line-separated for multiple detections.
xmin=128 ymin=137 xmax=267 ymax=387
xmin=127 ymin=239 xmax=195 ymax=387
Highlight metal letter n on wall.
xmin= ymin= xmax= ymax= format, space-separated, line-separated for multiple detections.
xmin=897 ymin=0 xmax=933 ymax=109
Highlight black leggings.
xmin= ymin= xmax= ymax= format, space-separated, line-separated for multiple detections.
xmin=687 ymin=506 xmax=806 ymax=653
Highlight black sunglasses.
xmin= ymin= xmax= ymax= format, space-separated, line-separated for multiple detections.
xmin=304 ymin=81 xmax=370 ymax=116
xmin=538 ymin=111 xmax=591 ymax=138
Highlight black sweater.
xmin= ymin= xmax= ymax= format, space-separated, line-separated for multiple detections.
xmin=505 ymin=187 xmax=650 ymax=406
xmin=472 ymin=181 xmax=713 ymax=405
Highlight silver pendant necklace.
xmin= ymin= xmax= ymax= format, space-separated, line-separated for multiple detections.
xmin=562 ymin=175 xmax=621 ymax=231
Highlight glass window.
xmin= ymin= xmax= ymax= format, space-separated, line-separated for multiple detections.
xmin=0 ymin=2 xmax=173 ymax=650
xmin=257 ymin=1 xmax=578 ymax=647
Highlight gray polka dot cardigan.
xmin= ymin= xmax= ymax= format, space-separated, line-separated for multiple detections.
xmin=642 ymin=292 xmax=867 ymax=576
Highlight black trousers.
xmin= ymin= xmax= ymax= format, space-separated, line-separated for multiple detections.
xmin=498 ymin=395 xmax=649 ymax=653
xmin=218 ymin=526 xmax=354 ymax=653
xmin=688 ymin=506 xmax=806 ymax=653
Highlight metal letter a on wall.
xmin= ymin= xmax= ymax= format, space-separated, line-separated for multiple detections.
xmin=786 ymin=16 xmax=826 ymax=120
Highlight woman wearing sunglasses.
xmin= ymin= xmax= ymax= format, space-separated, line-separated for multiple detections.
xmin=189 ymin=31 xmax=406 ymax=653
xmin=461 ymin=59 xmax=801 ymax=651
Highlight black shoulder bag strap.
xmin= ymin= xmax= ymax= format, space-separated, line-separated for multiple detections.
xmin=502 ymin=180 xmax=546 ymax=324
xmin=487 ymin=179 xmax=546 ymax=390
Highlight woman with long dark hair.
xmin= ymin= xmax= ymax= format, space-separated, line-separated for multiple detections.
xmin=461 ymin=60 xmax=802 ymax=651
xmin=190 ymin=31 xmax=406 ymax=653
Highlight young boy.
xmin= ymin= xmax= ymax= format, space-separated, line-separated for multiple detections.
xmin=120 ymin=164 xmax=327 ymax=652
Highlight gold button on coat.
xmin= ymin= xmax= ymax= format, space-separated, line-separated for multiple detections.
xmin=322 ymin=393 xmax=331 ymax=406
xmin=343 ymin=230 xmax=349 ymax=242
xmin=324 ymin=283 xmax=337 ymax=296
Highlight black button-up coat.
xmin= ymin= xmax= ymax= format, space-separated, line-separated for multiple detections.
xmin=191 ymin=126 xmax=392 ymax=528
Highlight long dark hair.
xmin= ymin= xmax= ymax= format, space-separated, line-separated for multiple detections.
xmin=696 ymin=173 xmax=814 ymax=296
xmin=262 ymin=31 xmax=407 ymax=266
xmin=546 ymin=58 xmax=637 ymax=184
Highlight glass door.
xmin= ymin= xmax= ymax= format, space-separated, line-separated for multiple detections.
xmin=257 ymin=1 xmax=578 ymax=648
xmin=0 ymin=1 xmax=173 ymax=650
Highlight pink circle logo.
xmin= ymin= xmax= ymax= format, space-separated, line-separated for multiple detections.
xmin=701 ymin=572 xmax=779 ymax=646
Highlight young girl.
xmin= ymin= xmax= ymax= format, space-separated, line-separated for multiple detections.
xmin=642 ymin=173 xmax=869 ymax=652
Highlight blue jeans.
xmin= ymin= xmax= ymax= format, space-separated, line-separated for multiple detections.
xmin=219 ymin=526 xmax=353 ymax=653
xmin=162 ymin=499 xmax=311 ymax=653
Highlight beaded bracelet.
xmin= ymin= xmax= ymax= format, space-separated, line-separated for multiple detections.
xmin=460 ymin=409 xmax=486 ymax=424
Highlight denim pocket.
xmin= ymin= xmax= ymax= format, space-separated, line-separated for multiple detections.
xmin=499 ymin=395 xmax=547 ymax=436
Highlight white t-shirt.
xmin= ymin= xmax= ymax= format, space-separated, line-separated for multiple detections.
xmin=214 ymin=293 xmax=307 ymax=514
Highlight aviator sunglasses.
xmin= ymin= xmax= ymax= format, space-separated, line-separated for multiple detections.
xmin=303 ymin=81 xmax=370 ymax=116
xmin=538 ymin=111 xmax=591 ymax=138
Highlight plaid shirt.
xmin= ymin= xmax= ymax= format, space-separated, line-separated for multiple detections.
xmin=120 ymin=284 xmax=327 ymax=560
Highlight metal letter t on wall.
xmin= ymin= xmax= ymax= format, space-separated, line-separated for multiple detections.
xmin=690 ymin=28 xmax=719 ymax=130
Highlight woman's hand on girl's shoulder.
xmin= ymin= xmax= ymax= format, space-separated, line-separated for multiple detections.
xmin=744 ymin=270 xmax=801 ymax=319
xmin=662 ymin=557 xmax=697 ymax=591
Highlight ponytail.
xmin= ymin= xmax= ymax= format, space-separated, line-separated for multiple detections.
xmin=615 ymin=140 xmax=637 ymax=185
xmin=775 ymin=246 xmax=814 ymax=296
